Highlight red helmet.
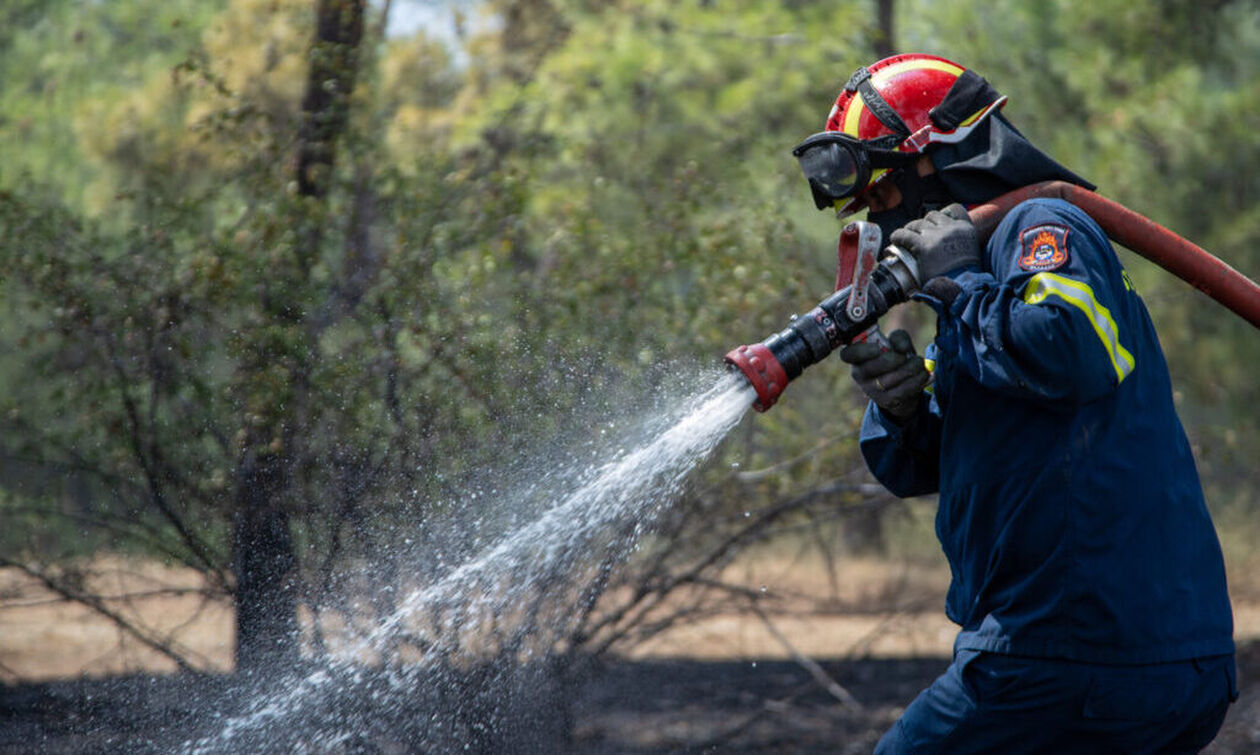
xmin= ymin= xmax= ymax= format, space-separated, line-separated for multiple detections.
xmin=823 ymin=53 xmax=1006 ymax=215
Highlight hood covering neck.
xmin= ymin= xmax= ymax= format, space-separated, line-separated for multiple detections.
xmin=929 ymin=111 xmax=1096 ymax=204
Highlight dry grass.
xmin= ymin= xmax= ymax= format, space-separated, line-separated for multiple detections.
xmin=3 ymin=546 xmax=1260 ymax=682
xmin=0 ymin=557 xmax=232 ymax=681
xmin=625 ymin=547 xmax=957 ymax=660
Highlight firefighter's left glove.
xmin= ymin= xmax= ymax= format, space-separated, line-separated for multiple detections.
xmin=839 ymin=329 xmax=930 ymax=424
xmin=890 ymin=203 xmax=980 ymax=282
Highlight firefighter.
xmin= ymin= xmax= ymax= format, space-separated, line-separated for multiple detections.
xmin=792 ymin=54 xmax=1237 ymax=752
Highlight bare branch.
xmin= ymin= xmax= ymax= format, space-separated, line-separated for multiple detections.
xmin=0 ymin=558 xmax=209 ymax=674
xmin=750 ymin=602 xmax=865 ymax=711
xmin=100 ymin=331 xmax=228 ymax=582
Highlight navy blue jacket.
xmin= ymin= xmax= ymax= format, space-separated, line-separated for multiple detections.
xmin=859 ymin=198 xmax=1234 ymax=663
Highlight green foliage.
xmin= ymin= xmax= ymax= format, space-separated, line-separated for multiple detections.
xmin=1 ymin=0 xmax=1258 ymax=644
xmin=0 ymin=0 xmax=226 ymax=208
xmin=454 ymin=0 xmax=882 ymax=487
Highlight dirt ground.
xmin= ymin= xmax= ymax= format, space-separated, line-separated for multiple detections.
xmin=1 ymin=645 xmax=1257 ymax=753
xmin=2 ymin=555 xmax=1259 ymax=752
xmin=573 ymin=646 xmax=1260 ymax=754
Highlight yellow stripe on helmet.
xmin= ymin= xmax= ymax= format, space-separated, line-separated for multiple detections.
xmin=841 ymin=58 xmax=966 ymax=136
xmin=873 ymin=58 xmax=966 ymax=84
xmin=1022 ymin=272 xmax=1136 ymax=383
xmin=841 ymin=92 xmax=867 ymax=136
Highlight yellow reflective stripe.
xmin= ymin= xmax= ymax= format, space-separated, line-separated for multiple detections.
xmin=842 ymin=92 xmax=867 ymax=135
xmin=1121 ymin=269 xmax=1135 ymax=292
xmin=872 ymin=58 xmax=965 ymax=86
xmin=842 ymin=59 xmax=966 ymax=136
xmin=958 ymin=102 xmax=994 ymax=127
xmin=1023 ymin=272 xmax=1135 ymax=383
xmin=922 ymin=358 xmax=937 ymax=394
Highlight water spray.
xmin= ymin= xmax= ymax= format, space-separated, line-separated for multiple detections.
xmin=726 ymin=182 xmax=1260 ymax=411
xmin=186 ymin=372 xmax=755 ymax=752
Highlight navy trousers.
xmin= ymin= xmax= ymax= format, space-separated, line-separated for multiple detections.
xmin=875 ymin=650 xmax=1237 ymax=754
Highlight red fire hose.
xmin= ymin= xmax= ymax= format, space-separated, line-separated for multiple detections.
xmin=969 ymin=181 xmax=1260 ymax=329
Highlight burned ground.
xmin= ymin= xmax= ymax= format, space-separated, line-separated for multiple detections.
xmin=2 ymin=643 xmax=1256 ymax=754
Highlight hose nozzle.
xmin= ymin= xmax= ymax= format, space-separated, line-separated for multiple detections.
xmin=724 ymin=343 xmax=788 ymax=411
xmin=724 ymin=222 xmax=921 ymax=412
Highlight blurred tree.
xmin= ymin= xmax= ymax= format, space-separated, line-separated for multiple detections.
xmin=229 ymin=0 xmax=368 ymax=675
xmin=1 ymin=0 xmax=889 ymax=680
xmin=874 ymin=0 xmax=896 ymax=58
xmin=2 ymin=0 xmax=371 ymax=675
xmin=0 ymin=0 xmax=226 ymax=208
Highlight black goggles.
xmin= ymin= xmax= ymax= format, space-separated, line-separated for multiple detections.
xmin=791 ymin=132 xmax=919 ymax=210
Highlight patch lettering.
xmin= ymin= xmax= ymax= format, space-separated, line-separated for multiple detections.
xmin=1018 ymin=223 xmax=1070 ymax=272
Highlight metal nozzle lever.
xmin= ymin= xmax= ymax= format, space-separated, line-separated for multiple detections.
xmin=842 ymin=220 xmax=891 ymax=352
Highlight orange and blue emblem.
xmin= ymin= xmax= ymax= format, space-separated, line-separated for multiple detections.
xmin=1018 ymin=223 xmax=1070 ymax=272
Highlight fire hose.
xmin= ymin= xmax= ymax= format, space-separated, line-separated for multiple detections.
xmin=725 ymin=180 xmax=1260 ymax=411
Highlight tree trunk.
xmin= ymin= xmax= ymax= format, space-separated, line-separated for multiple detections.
xmin=873 ymin=0 xmax=895 ymax=59
xmin=231 ymin=0 xmax=366 ymax=676
xmin=233 ymin=451 xmax=299 ymax=674
xmin=296 ymin=0 xmax=366 ymax=203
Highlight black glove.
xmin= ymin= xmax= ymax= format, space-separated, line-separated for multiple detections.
xmin=838 ymin=329 xmax=930 ymax=423
xmin=889 ymin=203 xmax=980 ymax=282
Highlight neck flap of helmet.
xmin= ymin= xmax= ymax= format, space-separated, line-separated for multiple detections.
xmin=929 ymin=70 xmax=1002 ymax=132
xmin=930 ymin=114 xmax=1096 ymax=205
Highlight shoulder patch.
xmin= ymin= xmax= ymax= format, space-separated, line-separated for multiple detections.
xmin=1017 ymin=223 xmax=1070 ymax=272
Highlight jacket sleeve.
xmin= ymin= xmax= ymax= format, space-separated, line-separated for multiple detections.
xmin=857 ymin=386 xmax=942 ymax=498
xmin=921 ymin=198 xmax=1135 ymax=404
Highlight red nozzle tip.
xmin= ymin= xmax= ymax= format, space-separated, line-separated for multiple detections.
xmin=724 ymin=343 xmax=789 ymax=412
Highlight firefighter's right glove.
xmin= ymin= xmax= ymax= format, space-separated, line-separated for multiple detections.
xmin=838 ymin=329 xmax=929 ymax=423
xmin=889 ymin=203 xmax=980 ymax=282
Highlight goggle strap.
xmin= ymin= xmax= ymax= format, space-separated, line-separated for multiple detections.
xmin=844 ymin=67 xmax=911 ymax=142
xmin=863 ymin=134 xmax=905 ymax=151
xmin=867 ymin=149 xmax=921 ymax=169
